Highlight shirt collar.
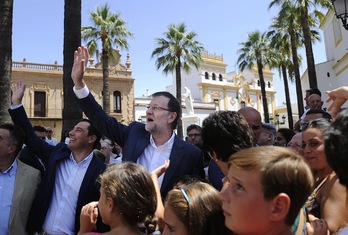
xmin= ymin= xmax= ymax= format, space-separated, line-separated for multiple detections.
xmin=1 ymin=159 xmax=18 ymax=176
xmin=150 ymin=132 xmax=175 ymax=149
xmin=69 ymin=151 xmax=94 ymax=168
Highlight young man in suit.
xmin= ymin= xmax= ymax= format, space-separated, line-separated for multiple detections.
xmin=0 ymin=123 xmax=41 ymax=235
xmin=9 ymin=80 xmax=108 ymax=235
xmin=71 ymin=46 xmax=204 ymax=197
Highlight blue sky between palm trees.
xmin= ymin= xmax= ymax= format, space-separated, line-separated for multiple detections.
xmin=12 ymin=0 xmax=327 ymax=104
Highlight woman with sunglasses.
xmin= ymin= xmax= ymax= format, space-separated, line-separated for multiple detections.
xmin=303 ymin=118 xmax=348 ymax=234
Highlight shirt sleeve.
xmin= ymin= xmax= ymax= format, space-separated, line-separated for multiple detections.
xmin=73 ymin=85 xmax=90 ymax=99
xmin=9 ymin=104 xmax=23 ymax=110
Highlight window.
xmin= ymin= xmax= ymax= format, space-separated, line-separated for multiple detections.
xmin=214 ymin=99 xmax=220 ymax=111
xmin=34 ymin=91 xmax=46 ymax=117
xmin=212 ymin=73 xmax=216 ymax=81
xmin=257 ymin=80 xmax=260 ymax=86
xmin=205 ymin=72 xmax=209 ymax=80
xmin=113 ymin=91 xmax=122 ymax=113
xmin=268 ymin=81 xmax=271 ymax=88
xmin=219 ymin=74 xmax=223 ymax=81
xmin=241 ymin=101 xmax=246 ymax=108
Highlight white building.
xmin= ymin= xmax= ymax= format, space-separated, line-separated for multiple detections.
xmin=301 ymin=9 xmax=348 ymax=110
xmin=135 ymin=52 xmax=277 ymax=133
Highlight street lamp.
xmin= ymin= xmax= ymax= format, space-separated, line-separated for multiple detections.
xmin=270 ymin=113 xmax=286 ymax=129
xmin=331 ymin=0 xmax=348 ymax=30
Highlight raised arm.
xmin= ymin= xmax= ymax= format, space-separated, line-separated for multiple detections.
xmin=151 ymin=160 xmax=170 ymax=224
xmin=9 ymin=80 xmax=53 ymax=162
xmin=326 ymin=86 xmax=348 ymax=118
xmin=71 ymin=46 xmax=89 ymax=89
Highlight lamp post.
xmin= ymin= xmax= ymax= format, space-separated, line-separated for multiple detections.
xmin=331 ymin=0 xmax=348 ymax=30
xmin=270 ymin=113 xmax=286 ymax=130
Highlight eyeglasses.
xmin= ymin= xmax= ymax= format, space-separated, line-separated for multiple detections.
xmin=187 ymin=133 xmax=201 ymax=138
xmin=146 ymin=105 xmax=172 ymax=112
xmin=46 ymin=130 xmax=52 ymax=133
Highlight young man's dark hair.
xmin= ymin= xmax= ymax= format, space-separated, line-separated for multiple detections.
xmin=202 ymin=111 xmax=253 ymax=162
xmin=306 ymin=88 xmax=322 ymax=97
xmin=33 ymin=125 xmax=47 ymax=133
xmin=306 ymin=109 xmax=332 ymax=120
xmin=81 ymin=118 xmax=102 ymax=149
xmin=186 ymin=124 xmax=202 ymax=133
xmin=325 ymin=109 xmax=348 ymax=186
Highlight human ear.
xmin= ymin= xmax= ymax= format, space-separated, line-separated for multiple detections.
xmin=269 ymin=193 xmax=290 ymax=222
xmin=88 ymin=135 xmax=97 ymax=145
xmin=168 ymin=112 xmax=177 ymax=124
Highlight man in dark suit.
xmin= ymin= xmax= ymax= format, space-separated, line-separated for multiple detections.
xmin=71 ymin=46 xmax=204 ymax=197
xmin=9 ymin=80 xmax=108 ymax=235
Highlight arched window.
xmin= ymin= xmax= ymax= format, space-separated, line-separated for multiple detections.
xmin=212 ymin=73 xmax=216 ymax=81
xmin=219 ymin=74 xmax=223 ymax=81
xmin=113 ymin=91 xmax=122 ymax=113
xmin=205 ymin=72 xmax=209 ymax=79
xmin=268 ymin=81 xmax=271 ymax=88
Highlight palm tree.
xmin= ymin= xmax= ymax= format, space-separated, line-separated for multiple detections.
xmin=151 ymin=23 xmax=204 ymax=138
xmin=81 ymin=4 xmax=132 ymax=114
xmin=62 ymin=0 xmax=83 ymax=141
xmin=268 ymin=16 xmax=302 ymax=129
xmin=269 ymin=0 xmax=331 ymax=89
xmin=237 ymin=31 xmax=272 ymax=123
xmin=0 ymin=0 xmax=13 ymax=124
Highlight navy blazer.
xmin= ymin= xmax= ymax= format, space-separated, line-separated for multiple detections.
xmin=77 ymin=93 xmax=205 ymax=197
xmin=9 ymin=106 xmax=108 ymax=234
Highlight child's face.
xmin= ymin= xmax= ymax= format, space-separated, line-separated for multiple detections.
xmin=162 ymin=206 xmax=189 ymax=235
xmin=220 ymin=166 xmax=272 ymax=234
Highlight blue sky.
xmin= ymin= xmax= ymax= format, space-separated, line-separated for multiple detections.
xmin=12 ymin=0 xmax=328 ymax=104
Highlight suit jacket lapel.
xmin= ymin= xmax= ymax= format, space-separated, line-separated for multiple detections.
xmin=9 ymin=160 xmax=26 ymax=224
xmin=78 ymin=155 xmax=101 ymax=202
xmin=161 ymin=136 xmax=184 ymax=191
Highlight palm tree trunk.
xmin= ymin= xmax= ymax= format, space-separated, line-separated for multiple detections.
xmin=175 ymin=62 xmax=183 ymax=139
xmin=0 ymin=0 xmax=13 ymax=124
xmin=257 ymin=60 xmax=269 ymax=123
xmin=62 ymin=0 xmax=82 ymax=141
xmin=289 ymin=26 xmax=304 ymax=117
xmin=301 ymin=7 xmax=317 ymax=89
xmin=102 ymin=48 xmax=110 ymax=114
xmin=281 ymin=65 xmax=294 ymax=128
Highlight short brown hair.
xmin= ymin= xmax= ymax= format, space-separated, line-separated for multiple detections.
xmin=228 ymin=146 xmax=314 ymax=226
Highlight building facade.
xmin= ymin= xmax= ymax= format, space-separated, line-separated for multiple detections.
xmin=301 ymin=9 xmax=348 ymax=110
xmin=11 ymin=51 xmax=134 ymax=141
xmin=163 ymin=52 xmax=277 ymax=128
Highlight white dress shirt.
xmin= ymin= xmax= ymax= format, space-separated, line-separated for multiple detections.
xmin=0 ymin=160 xmax=17 ymax=235
xmin=42 ymin=152 xmax=93 ymax=235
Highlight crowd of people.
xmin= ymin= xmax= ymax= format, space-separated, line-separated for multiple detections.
xmin=2 ymin=45 xmax=348 ymax=235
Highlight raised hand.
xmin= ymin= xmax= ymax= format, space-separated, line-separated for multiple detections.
xmin=11 ymin=79 xmax=26 ymax=105
xmin=78 ymin=201 xmax=99 ymax=235
xmin=326 ymin=86 xmax=348 ymax=118
xmin=151 ymin=160 xmax=170 ymax=179
xmin=71 ymin=46 xmax=89 ymax=89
